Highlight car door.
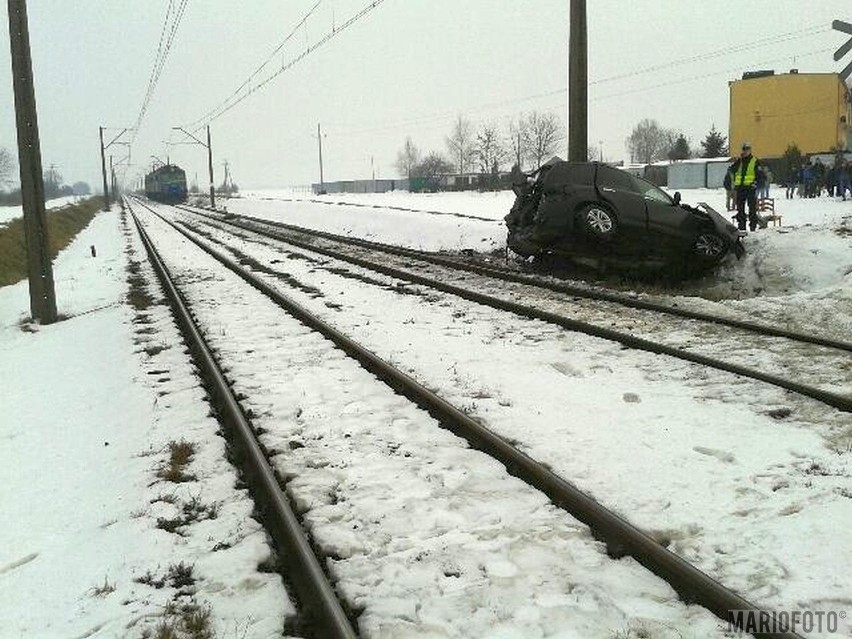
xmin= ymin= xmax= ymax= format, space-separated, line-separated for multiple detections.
xmin=595 ymin=166 xmax=648 ymax=254
xmin=635 ymin=176 xmax=699 ymax=255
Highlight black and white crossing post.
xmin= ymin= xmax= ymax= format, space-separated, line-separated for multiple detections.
xmin=832 ymin=20 xmax=852 ymax=81
xmin=7 ymin=0 xmax=57 ymax=324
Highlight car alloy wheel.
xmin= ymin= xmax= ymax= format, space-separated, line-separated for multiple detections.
xmin=694 ymin=232 xmax=725 ymax=257
xmin=583 ymin=206 xmax=615 ymax=236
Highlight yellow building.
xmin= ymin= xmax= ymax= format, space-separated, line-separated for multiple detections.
xmin=729 ymin=71 xmax=851 ymax=158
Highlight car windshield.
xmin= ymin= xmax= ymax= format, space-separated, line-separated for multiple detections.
xmin=633 ymin=175 xmax=674 ymax=204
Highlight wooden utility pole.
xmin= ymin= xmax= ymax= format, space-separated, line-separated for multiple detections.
xmin=7 ymin=0 xmax=57 ymax=324
xmin=568 ymin=0 xmax=588 ymax=162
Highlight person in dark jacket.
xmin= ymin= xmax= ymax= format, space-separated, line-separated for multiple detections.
xmin=726 ymin=142 xmax=765 ymax=232
xmin=838 ymin=160 xmax=851 ymax=201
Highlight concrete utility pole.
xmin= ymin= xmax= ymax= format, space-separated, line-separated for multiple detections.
xmin=206 ymin=125 xmax=215 ymax=207
xmin=568 ymin=0 xmax=588 ymax=162
xmin=7 ymin=0 xmax=57 ymax=324
xmin=99 ymin=127 xmax=109 ymax=209
xmin=316 ymin=123 xmax=326 ymax=194
xmin=98 ymin=127 xmax=131 ymax=210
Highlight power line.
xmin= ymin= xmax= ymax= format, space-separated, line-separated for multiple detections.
xmin=184 ymin=0 xmax=387 ymax=131
xmin=183 ymin=0 xmax=324 ymax=131
xmin=133 ymin=0 xmax=191 ymax=136
xmin=321 ymin=37 xmax=838 ymax=141
xmin=590 ymin=46 xmax=836 ymax=102
xmin=590 ymin=24 xmax=828 ymax=86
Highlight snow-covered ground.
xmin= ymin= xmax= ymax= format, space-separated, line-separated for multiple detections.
xmin=1 ymin=187 xmax=850 ymax=637
xmin=0 ymin=195 xmax=85 ymax=226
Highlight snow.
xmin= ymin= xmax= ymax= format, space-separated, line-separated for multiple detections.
xmin=0 ymin=195 xmax=86 ymax=227
xmin=1 ymin=186 xmax=850 ymax=637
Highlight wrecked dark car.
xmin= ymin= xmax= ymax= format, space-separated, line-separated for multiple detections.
xmin=505 ymin=161 xmax=745 ymax=275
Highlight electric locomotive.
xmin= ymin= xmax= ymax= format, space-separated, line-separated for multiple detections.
xmin=144 ymin=164 xmax=188 ymax=204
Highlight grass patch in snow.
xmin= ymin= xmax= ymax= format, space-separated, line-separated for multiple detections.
xmin=135 ymin=562 xmax=196 ymax=590
xmin=158 ymin=440 xmax=197 ymax=484
xmin=156 ymin=496 xmax=219 ymax=535
xmin=140 ymin=600 xmax=214 ymax=639
xmin=126 ymin=257 xmax=158 ymax=311
xmin=0 ymin=198 xmax=100 ymax=286
xmin=90 ymin=576 xmax=116 ymax=597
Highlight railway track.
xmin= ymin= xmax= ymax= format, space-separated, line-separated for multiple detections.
xmin=128 ymin=196 xmax=812 ymax=638
xmin=175 ymin=203 xmax=852 ymax=416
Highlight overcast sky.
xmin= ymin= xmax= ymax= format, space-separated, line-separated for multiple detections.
xmin=1 ymin=1 xmax=850 ymax=191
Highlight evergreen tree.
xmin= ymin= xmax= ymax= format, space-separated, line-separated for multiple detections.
xmin=782 ymin=144 xmax=803 ymax=183
xmin=700 ymin=125 xmax=728 ymax=158
xmin=668 ymin=134 xmax=692 ymax=161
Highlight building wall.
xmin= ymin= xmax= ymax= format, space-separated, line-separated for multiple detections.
xmin=312 ymin=179 xmax=407 ymax=194
xmin=729 ymin=72 xmax=851 ymax=158
xmin=667 ymin=160 xmax=733 ymax=189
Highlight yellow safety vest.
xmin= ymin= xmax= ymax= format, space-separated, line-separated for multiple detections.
xmin=732 ymin=156 xmax=758 ymax=187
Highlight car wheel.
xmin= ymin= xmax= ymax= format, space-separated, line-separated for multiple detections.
xmin=579 ymin=204 xmax=617 ymax=239
xmin=693 ymin=232 xmax=726 ymax=259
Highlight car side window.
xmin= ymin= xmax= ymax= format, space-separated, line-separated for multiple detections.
xmin=633 ymin=175 xmax=674 ymax=204
xmin=598 ymin=166 xmax=640 ymax=194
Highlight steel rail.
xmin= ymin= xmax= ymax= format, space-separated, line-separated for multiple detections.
xmin=139 ymin=199 xmax=803 ymax=639
xmin=129 ymin=204 xmax=358 ymax=639
xmin=175 ymin=205 xmax=852 ymax=414
xmin=178 ymin=204 xmax=852 ymax=354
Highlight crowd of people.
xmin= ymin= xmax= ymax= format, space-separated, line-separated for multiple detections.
xmin=724 ymin=145 xmax=852 ymax=232
xmin=782 ymin=156 xmax=852 ymax=201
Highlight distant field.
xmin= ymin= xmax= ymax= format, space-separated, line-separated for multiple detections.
xmin=0 ymin=198 xmax=100 ymax=286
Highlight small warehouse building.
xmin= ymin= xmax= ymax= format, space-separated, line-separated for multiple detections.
xmin=667 ymin=157 xmax=732 ymax=189
xmin=729 ymin=70 xmax=851 ymax=158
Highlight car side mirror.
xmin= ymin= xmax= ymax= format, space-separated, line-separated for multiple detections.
xmin=673 ymin=192 xmax=681 ymax=205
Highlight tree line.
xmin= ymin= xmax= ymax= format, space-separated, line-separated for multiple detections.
xmin=394 ymin=111 xmax=566 ymax=189
xmin=0 ymin=147 xmax=90 ymax=205
xmin=394 ymin=115 xmax=731 ymax=191
xmin=627 ymin=120 xmax=729 ymax=164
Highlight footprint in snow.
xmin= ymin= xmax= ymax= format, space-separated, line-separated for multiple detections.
xmin=0 ymin=552 xmax=39 ymax=576
xmin=692 ymin=446 xmax=736 ymax=463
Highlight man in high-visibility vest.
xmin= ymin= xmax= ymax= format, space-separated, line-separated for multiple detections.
xmin=727 ymin=142 xmax=766 ymax=232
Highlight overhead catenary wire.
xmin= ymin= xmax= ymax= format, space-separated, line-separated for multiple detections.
xmin=132 ymin=0 xmax=191 ymax=140
xmin=319 ymin=25 xmax=835 ymax=139
xmin=321 ymin=41 xmax=837 ymax=142
xmin=183 ymin=0 xmax=386 ymax=132
xmin=182 ymin=0 xmax=324 ymax=131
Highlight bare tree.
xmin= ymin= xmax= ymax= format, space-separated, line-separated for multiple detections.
xmin=523 ymin=111 xmax=565 ymax=169
xmin=0 ymin=148 xmax=15 ymax=188
xmin=394 ymin=137 xmax=421 ymax=180
xmin=507 ymin=118 xmax=528 ymax=171
xmin=475 ymin=122 xmax=506 ymax=174
xmin=445 ymin=115 xmax=476 ymax=175
xmin=627 ymin=119 xmax=675 ymax=164
xmin=412 ymin=152 xmax=453 ymax=191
